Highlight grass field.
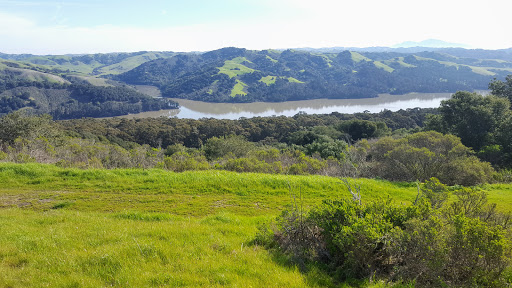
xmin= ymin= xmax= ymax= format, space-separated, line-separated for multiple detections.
xmin=0 ymin=163 xmax=510 ymax=287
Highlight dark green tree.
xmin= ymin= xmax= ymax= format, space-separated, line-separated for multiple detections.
xmin=489 ymin=75 xmax=512 ymax=103
xmin=436 ymin=91 xmax=511 ymax=151
xmin=0 ymin=111 xmax=55 ymax=145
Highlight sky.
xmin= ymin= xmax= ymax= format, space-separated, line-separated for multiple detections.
xmin=0 ymin=0 xmax=510 ymax=55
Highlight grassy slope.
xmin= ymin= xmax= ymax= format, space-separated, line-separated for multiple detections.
xmin=373 ymin=61 xmax=394 ymax=73
xmin=95 ymin=52 xmax=174 ymax=75
xmin=218 ymin=58 xmax=256 ymax=78
xmin=384 ymin=57 xmax=416 ymax=68
xmin=413 ymin=55 xmax=501 ymax=76
xmin=230 ymin=80 xmax=248 ymax=97
xmin=0 ymin=62 xmax=70 ymax=84
xmin=266 ymin=55 xmax=278 ymax=63
xmin=259 ymin=75 xmax=277 ymax=86
xmin=0 ymin=53 xmax=176 ymax=90
xmin=288 ymin=77 xmax=305 ymax=84
xmin=71 ymin=75 xmax=113 ymax=87
xmin=12 ymin=52 xmax=175 ymax=76
xmin=0 ymin=163 xmax=510 ymax=287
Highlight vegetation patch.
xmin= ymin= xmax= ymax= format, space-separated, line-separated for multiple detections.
xmin=414 ymin=55 xmax=497 ymax=76
xmin=261 ymin=179 xmax=512 ymax=287
xmin=373 ymin=61 xmax=394 ymax=72
xmin=217 ymin=57 xmax=256 ymax=78
xmin=266 ymin=55 xmax=278 ymax=63
xmin=259 ymin=75 xmax=277 ymax=85
xmin=288 ymin=77 xmax=305 ymax=84
xmin=391 ymin=57 xmax=416 ymax=68
xmin=230 ymin=79 xmax=248 ymax=96
xmin=350 ymin=51 xmax=371 ymax=62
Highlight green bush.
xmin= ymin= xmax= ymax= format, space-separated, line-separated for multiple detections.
xmin=218 ymin=157 xmax=283 ymax=174
xmin=160 ymin=151 xmax=209 ymax=172
xmin=203 ymin=135 xmax=256 ymax=161
xmin=265 ymin=182 xmax=511 ymax=286
xmin=0 ymin=151 xmax=7 ymax=161
xmin=369 ymin=131 xmax=494 ymax=185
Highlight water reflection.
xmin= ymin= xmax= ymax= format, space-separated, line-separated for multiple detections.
xmin=119 ymin=92 xmax=454 ymax=120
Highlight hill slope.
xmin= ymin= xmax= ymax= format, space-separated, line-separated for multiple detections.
xmin=116 ymin=47 xmax=512 ymax=103
xmin=0 ymin=60 xmax=178 ymax=119
xmin=0 ymin=51 xmax=176 ymax=76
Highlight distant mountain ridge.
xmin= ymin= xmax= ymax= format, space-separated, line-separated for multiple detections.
xmin=392 ymin=39 xmax=471 ymax=49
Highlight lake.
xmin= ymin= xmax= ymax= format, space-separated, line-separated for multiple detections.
xmin=120 ymin=92 xmax=455 ymax=120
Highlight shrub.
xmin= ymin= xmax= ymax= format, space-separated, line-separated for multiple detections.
xmin=218 ymin=157 xmax=283 ymax=174
xmin=203 ymin=135 xmax=256 ymax=161
xmin=369 ymin=131 xmax=494 ymax=185
xmin=0 ymin=151 xmax=7 ymax=161
xmin=160 ymin=151 xmax=209 ymax=172
xmin=264 ymin=181 xmax=511 ymax=286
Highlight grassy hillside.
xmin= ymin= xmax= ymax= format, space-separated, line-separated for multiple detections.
xmin=0 ymin=52 xmax=176 ymax=76
xmin=0 ymin=163 xmax=511 ymax=287
xmin=0 ymin=62 xmax=70 ymax=84
xmin=0 ymin=58 xmax=179 ymax=118
xmin=0 ymin=163 xmax=419 ymax=214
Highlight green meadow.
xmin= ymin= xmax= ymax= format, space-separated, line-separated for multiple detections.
xmin=0 ymin=163 xmax=510 ymax=287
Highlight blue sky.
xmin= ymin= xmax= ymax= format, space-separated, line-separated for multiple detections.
xmin=0 ymin=1 xmax=283 ymax=28
xmin=0 ymin=0 xmax=510 ymax=54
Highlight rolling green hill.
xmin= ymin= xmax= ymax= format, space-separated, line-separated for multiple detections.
xmin=0 ymin=51 xmax=176 ymax=76
xmin=116 ymin=47 xmax=512 ymax=103
xmin=0 ymin=60 xmax=179 ymax=119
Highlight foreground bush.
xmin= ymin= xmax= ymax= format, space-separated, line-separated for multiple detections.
xmin=261 ymin=179 xmax=511 ymax=287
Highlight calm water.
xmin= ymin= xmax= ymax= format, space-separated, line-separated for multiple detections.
xmin=120 ymin=92 xmax=455 ymax=120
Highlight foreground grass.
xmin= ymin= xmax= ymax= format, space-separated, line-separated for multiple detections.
xmin=0 ymin=163 xmax=419 ymax=215
xmin=0 ymin=163 xmax=510 ymax=287
xmin=0 ymin=209 xmax=321 ymax=287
